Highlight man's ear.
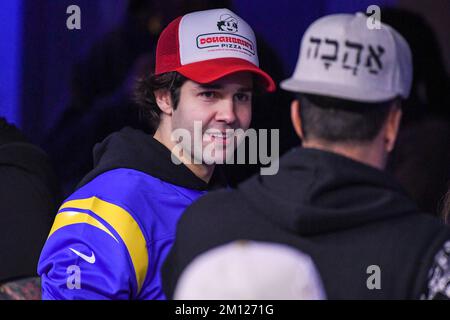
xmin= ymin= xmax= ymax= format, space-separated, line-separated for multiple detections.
xmin=290 ymin=99 xmax=304 ymax=139
xmin=384 ymin=101 xmax=402 ymax=152
xmin=154 ymin=89 xmax=173 ymax=115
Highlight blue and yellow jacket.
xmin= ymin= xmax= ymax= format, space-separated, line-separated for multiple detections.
xmin=38 ymin=127 xmax=224 ymax=299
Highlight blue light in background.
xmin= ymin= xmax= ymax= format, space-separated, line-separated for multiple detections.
xmin=0 ymin=0 xmax=22 ymax=127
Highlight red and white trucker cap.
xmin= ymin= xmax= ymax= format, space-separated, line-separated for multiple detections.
xmin=155 ymin=8 xmax=276 ymax=92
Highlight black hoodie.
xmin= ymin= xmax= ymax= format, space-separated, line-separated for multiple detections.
xmin=0 ymin=118 xmax=59 ymax=283
xmin=161 ymin=147 xmax=450 ymax=299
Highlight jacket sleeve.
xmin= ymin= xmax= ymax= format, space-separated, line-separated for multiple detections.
xmin=38 ymin=196 xmax=149 ymax=300
xmin=420 ymin=239 xmax=450 ymax=300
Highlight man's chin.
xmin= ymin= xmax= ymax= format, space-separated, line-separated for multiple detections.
xmin=202 ymin=149 xmax=236 ymax=165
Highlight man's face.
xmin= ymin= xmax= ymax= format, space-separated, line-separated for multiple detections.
xmin=171 ymin=72 xmax=253 ymax=164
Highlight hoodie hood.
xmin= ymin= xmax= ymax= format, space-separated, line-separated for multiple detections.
xmin=239 ymin=147 xmax=419 ymax=236
xmin=78 ymin=127 xmax=226 ymax=191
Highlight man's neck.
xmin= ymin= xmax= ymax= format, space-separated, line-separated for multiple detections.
xmin=302 ymin=139 xmax=386 ymax=170
xmin=153 ymin=129 xmax=215 ymax=183
xmin=182 ymin=161 xmax=215 ymax=184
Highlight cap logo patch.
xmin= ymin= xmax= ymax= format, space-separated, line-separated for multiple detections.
xmin=306 ymin=36 xmax=385 ymax=75
xmin=217 ymin=14 xmax=238 ymax=33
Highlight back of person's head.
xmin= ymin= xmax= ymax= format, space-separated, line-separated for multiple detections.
xmin=281 ymin=13 xmax=412 ymax=155
xmin=296 ymin=93 xmax=397 ymax=145
xmin=174 ymin=241 xmax=326 ymax=300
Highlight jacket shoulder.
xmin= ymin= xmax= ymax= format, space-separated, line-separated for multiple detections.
xmin=42 ymin=169 xmax=157 ymax=298
xmin=71 ymin=168 xmax=176 ymax=219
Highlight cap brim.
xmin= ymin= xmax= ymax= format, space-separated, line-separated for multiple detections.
xmin=176 ymin=58 xmax=276 ymax=92
xmin=280 ymin=78 xmax=398 ymax=103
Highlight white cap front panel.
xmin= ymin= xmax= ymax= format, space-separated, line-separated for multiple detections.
xmin=178 ymin=9 xmax=259 ymax=66
xmin=297 ymin=14 xmax=395 ymax=93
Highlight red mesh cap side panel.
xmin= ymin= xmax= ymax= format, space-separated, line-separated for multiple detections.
xmin=155 ymin=16 xmax=182 ymax=74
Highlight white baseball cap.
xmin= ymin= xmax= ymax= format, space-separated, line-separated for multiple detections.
xmin=155 ymin=8 xmax=275 ymax=92
xmin=280 ymin=13 xmax=413 ymax=102
xmin=173 ymin=241 xmax=326 ymax=300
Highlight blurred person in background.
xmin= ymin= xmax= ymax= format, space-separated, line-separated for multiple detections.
xmin=383 ymin=8 xmax=450 ymax=216
xmin=443 ymin=188 xmax=450 ymax=224
xmin=0 ymin=118 xmax=59 ymax=300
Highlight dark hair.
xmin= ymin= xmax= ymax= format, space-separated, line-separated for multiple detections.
xmin=134 ymin=71 xmax=188 ymax=133
xmin=296 ymin=93 xmax=398 ymax=144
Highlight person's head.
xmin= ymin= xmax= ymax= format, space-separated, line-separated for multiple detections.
xmin=135 ymin=9 xmax=274 ymax=173
xmin=281 ymin=13 xmax=413 ymax=169
xmin=174 ymin=241 xmax=326 ymax=300
xmin=290 ymin=94 xmax=402 ymax=169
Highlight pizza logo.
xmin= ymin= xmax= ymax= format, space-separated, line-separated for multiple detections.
xmin=217 ymin=14 xmax=238 ymax=33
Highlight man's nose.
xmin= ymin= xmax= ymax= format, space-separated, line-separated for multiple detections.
xmin=215 ymin=99 xmax=237 ymax=124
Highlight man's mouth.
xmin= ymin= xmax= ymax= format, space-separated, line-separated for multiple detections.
xmin=205 ymin=130 xmax=235 ymax=144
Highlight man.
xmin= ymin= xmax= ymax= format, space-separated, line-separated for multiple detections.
xmin=44 ymin=0 xmax=233 ymax=195
xmin=0 ymin=118 xmax=58 ymax=299
xmin=161 ymin=13 xmax=450 ymax=299
xmin=38 ymin=8 xmax=275 ymax=300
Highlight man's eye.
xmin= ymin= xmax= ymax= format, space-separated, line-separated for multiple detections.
xmin=199 ymin=91 xmax=217 ymax=99
xmin=234 ymin=93 xmax=251 ymax=102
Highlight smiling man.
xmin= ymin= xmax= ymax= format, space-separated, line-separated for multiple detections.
xmin=37 ymin=8 xmax=274 ymax=300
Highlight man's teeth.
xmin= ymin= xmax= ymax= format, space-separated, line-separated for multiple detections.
xmin=210 ymin=132 xmax=233 ymax=138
